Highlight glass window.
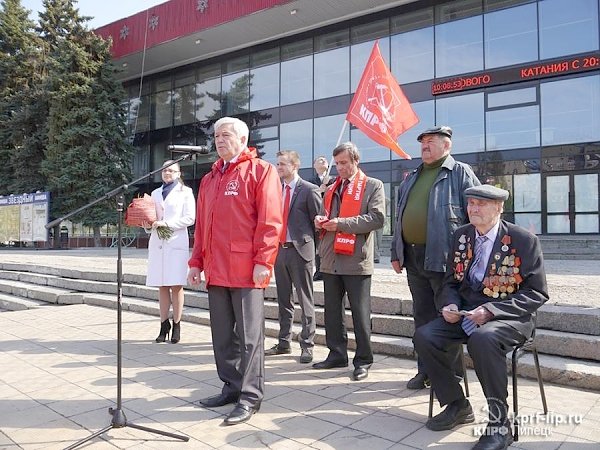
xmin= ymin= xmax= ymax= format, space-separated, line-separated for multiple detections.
xmin=436 ymin=92 xmax=485 ymax=153
xmin=132 ymin=95 xmax=150 ymax=133
xmin=487 ymin=87 xmax=536 ymax=108
xmin=541 ymin=75 xmax=600 ymax=145
xmin=397 ymin=100 xmax=435 ymax=159
xmin=280 ymin=119 xmax=313 ymax=167
xmin=575 ymin=174 xmax=598 ymax=212
xmin=391 ymin=8 xmax=434 ymax=34
xmin=350 ymin=126 xmax=391 ymax=163
xmin=351 ymin=38 xmax=390 ymax=93
xmin=173 ymin=84 xmax=196 ymax=126
xmin=314 ymin=47 xmax=350 ymax=100
xmin=314 ymin=114 xmax=349 ymax=159
xmin=195 ymin=77 xmax=221 ymax=122
xmin=282 ymin=39 xmax=312 ymax=61
xmin=224 ymin=55 xmax=249 ymax=74
xmin=281 ymin=55 xmax=313 ymax=105
xmin=351 ymin=18 xmax=389 ymax=44
xmin=222 ymin=71 xmax=250 ymax=115
xmin=484 ymin=0 xmax=535 ymax=12
xmin=436 ymin=0 xmax=482 ymax=23
xmin=251 ymin=47 xmax=279 ymax=68
xmin=514 ymin=173 xmax=541 ymax=233
xmin=152 ymin=90 xmax=172 ymax=130
xmin=539 ymin=0 xmax=599 ymax=59
xmin=391 ymin=27 xmax=434 ymax=84
xmin=315 ymin=29 xmax=349 ymax=52
xmin=249 ymin=63 xmax=279 ymax=111
xmin=576 ymin=214 xmax=598 ymax=233
xmin=547 ymin=176 xmax=569 ymax=212
xmin=486 ymin=105 xmax=540 ymax=150
xmin=484 ymin=3 xmax=538 ymax=69
xmin=547 ymin=215 xmax=570 ymax=233
xmin=435 ymin=16 xmax=483 ymax=77
xmin=251 ymin=125 xmax=279 ymax=164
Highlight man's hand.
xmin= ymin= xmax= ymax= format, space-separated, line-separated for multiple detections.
xmin=314 ymin=215 xmax=328 ymax=230
xmin=391 ymin=260 xmax=403 ymax=274
xmin=188 ymin=267 xmax=202 ymax=286
xmin=253 ymin=264 xmax=270 ymax=285
xmin=466 ymin=306 xmax=493 ymax=325
xmin=321 ymin=217 xmax=339 ymax=232
xmin=442 ymin=304 xmax=461 ymax=324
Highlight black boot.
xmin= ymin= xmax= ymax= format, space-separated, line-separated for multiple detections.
xmin=155 ymin=319 xmax=171 ymax=343
xmin=171 ymin=321 xmax=181 ymax=344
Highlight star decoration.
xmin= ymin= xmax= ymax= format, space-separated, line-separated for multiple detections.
xmin=197 ymin=0 xmax=208 ymax=13
xmin=149 ymin=15 xmax=159 ymax=31
xmin=119 ymin=25 xmax=129 ymax=40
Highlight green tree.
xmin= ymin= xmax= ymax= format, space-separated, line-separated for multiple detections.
xmin=39 ymin=0 xmax=133 ymax=246
xmin=0 ymin=0 xmax=46 ymax=195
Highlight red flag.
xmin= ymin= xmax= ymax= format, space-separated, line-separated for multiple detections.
xmin=346 ymin=41 xmax=418 ymax=160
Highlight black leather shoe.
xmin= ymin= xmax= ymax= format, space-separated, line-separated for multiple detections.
xmin=352 ymin=367 xmax=369 ymax=381
xmin=313 ymin=272 xmax=323 ymax=281
xmin=264 ymin=343 xmax=292 ymax=356
xmin=407 ymin=372 xmax=430 ymax=390
xmin=223 ymin=403 xmax=259 ymax=426
xmin=198 ymin=392 xmax=239 ymax=408
xmin=472 ymin=422 xmax=513 ymax=450
xmin=312 ymin=359 xmax=348 ymax=369
xmin=426 ymin=399 xmax=475 ymax=431
xmin=299 ymin=348 xmax=313 ymax=364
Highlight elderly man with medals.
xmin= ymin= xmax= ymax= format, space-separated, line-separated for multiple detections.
xmin=312 ymin=141 xmax=385 ymax=381
xmin=414 ymin=184 xmax=549 ymax=450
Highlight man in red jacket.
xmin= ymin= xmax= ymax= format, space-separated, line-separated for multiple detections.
xmin=188 ymin=116 xmax=283 ymax=426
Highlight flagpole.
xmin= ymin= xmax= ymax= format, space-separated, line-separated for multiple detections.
xmin=325 ymin=120 xmax=349 ymax=178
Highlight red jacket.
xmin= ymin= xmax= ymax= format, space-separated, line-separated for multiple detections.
xmin=189 ymin=148 xmax=283 ymax=288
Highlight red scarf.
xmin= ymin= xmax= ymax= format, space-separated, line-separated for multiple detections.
xmin=323 ymin=169 xmax=367 ymax=255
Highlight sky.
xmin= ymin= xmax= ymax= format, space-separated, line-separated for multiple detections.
xmin=21 ymin=0 xmax=167 ymax=29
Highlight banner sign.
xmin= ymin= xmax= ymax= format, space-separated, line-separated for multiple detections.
xmin=0 ymin=192 xmax=50 ymax=243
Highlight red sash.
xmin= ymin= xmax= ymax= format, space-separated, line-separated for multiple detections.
xmin=323 ymin=170 xmax=367 ymax=255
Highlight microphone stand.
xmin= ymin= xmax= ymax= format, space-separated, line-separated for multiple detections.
xmin=48 ymin=155 xmax=193 ymax=449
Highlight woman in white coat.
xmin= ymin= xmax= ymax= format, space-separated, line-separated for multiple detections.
xmin=146 ymin=160 xmax=196 ymax=343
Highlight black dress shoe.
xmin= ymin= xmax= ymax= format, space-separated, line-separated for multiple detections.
xmin=264 ymin=344 xmax=292 ymax=356
xmin=406 ymin=372 xmax=430 ymax=390
xmin=352 ymin=367 xmax=369 ymax=381
xmin=312 ymin=359 xmax=348 ymax=369
xmin=198 ymin=392 xmax=239 ymax=408
xmin=299 ymin=348 xmax=313 ymax=364
xmin=472 ymin=422 xmax=513 ymax=450
xmin=426 ymin=399 xmax=475 ymax=431
xmin=223 ymin=403 xmax=259 ymax=426
xmin=313 ymin=272 xmax=323 ymax=281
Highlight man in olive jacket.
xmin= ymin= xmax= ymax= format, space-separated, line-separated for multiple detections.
xmin=312 ymin=142 xmax=385 ymax=381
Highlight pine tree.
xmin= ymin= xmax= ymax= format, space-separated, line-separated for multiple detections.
xmin=0 ymin=0 xmax=46 ymax=195
xmin=39 ymin=0 xmax=133 ymax=246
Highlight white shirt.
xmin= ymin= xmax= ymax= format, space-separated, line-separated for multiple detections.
xmin=282 ymin=175 xmax=299 ymax=241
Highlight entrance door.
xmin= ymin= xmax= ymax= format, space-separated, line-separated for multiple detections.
xmin=544 ymin=173 xmax=599 ymax=234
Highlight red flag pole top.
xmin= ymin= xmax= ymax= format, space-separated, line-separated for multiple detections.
xmin=346 ymin=41 xmax=419 ymax=160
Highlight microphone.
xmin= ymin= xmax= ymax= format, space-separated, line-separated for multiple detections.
xmin=168 ymin=144 xmax=210 ymax=154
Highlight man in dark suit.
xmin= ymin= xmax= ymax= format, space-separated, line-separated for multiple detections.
xmin=414 ymin=185 xmax=549 ymax=450
xmin=266 ymin=150 xmax=322 ymax=363
xmin=312 ymin=142 xmax=385 ymax=381
xmin=310 ymin=156 xmax=336 ymax=281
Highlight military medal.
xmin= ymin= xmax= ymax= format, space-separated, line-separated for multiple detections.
xmin=501 ymin=235 xmax=511 ymax=253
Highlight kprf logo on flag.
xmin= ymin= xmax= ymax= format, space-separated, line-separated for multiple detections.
xmin=346 ymin=41 xmax=418 ymax=159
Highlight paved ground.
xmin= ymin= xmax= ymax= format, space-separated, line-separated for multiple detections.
xmin=0 ymin=248 xmax=599 ymax=449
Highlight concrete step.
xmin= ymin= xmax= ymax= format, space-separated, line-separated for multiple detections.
xmin=1 ymin=266 xmax=600 ymax=390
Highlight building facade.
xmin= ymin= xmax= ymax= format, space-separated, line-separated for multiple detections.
xmin=97 ymin=0 xmax=600 ymax=236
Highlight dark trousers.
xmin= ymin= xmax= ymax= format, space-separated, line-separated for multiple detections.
xmin=274 ymin=246 xmax=315 ymax=349
xmin=404 ymin=243 xmax=445 ymax=373
xmin=208 ymin=286 xmax=265 ymax=408
xmin=322 ymin=273 xmax=373 ymax=369
xmin=415 ymin=317 xmax=526 ymax=419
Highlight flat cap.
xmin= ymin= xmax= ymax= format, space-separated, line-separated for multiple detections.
xmin=465 ymin=184 xmax=509 ymax=201
xmin=417 ymin=125 xmax=453 ymax=142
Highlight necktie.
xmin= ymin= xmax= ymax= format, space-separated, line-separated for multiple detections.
xmin=280 ymin=185 xmax=291 ymax=242
xmin=222 ymin=162 xmax=229 ymax=173
xmin=340 ymin=179 xmax=349 ymax=196
xmin=468 ymin=235 xmax=488 ymax=285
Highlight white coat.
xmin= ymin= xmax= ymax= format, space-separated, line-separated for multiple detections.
xmin=146 ymin=182 xmax=196 ymax=287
